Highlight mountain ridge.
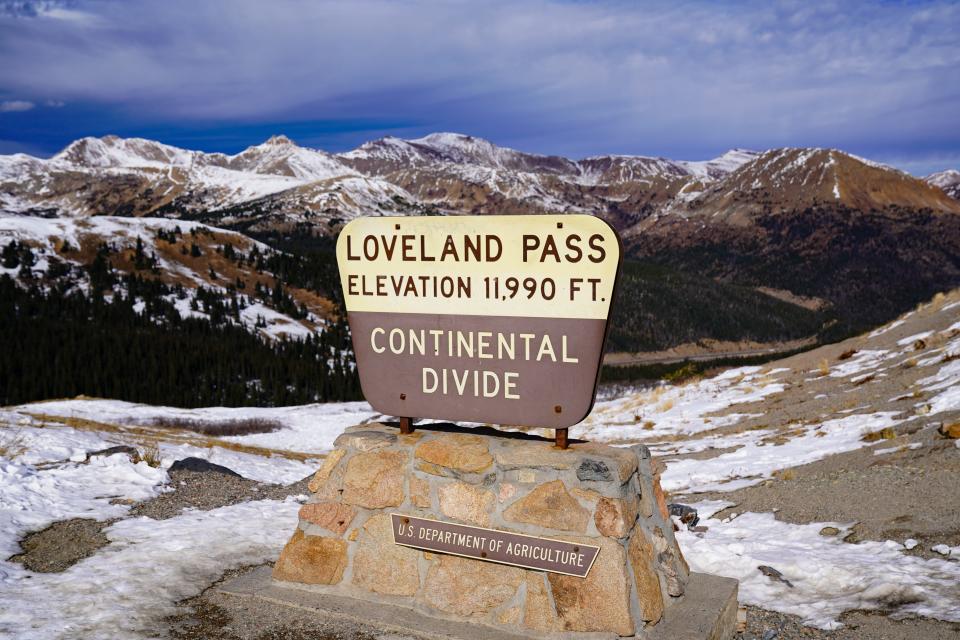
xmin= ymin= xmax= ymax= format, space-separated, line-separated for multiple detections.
xmin=3 ymin=132 xmax=960 ymax=339
xmin=4 ymin=133 xmax=958 ymax=227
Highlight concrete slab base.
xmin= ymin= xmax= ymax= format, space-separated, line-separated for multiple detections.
xmin=215 ymin=566 xmax=738 ymax=639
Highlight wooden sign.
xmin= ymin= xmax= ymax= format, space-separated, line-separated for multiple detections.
xmin=391 ymin=513 xmax=600 ymax=577
xmin=336 ymin=215 xmax=621 ymax=437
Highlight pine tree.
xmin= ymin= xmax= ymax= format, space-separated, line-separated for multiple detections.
xmin=2 ymin=241 xmax=19 ymax=268
xmin=134 ymin=236 xmax=148 ymax=270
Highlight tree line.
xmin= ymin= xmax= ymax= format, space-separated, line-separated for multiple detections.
xmin=1 ymin=229 xmax=362 ymax=407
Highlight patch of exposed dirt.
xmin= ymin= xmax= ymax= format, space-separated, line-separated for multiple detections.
xmin=9 ymin=518 xmax=113 ymax=572
xmin=131 ymin=469 xmax=311 ymax=521
xmin=739 ymin=604 xmax=960 ymax=640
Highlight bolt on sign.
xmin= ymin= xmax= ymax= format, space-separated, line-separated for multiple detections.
xmin=336 ymin=215 xmax=621 ymax=436
xmin=391 ymin=514 xmax=600 ymax=578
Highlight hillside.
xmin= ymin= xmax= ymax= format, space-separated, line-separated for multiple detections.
xmin=0 ymin=215 xmax=359 ymax=407
xmin=627 ymin=149 xmax=960 ymax=335
xmin=607 ymin=261 xmax=826 ymax=352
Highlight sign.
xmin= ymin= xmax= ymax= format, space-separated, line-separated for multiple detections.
xmin=391 ymin=513 xmax=600 ymax=577
xmin=336 ymin=215 xmax=621 ymax=429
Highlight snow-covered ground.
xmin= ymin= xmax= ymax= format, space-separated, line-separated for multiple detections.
xmin=1 ymin=294 xmax=959 ymax=636
xmin=679 ymin=503 xmax=960 ymax=630
xmin=0 ymin=499 xmax=300 ymax=640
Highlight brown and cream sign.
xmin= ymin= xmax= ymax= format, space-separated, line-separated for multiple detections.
xmin=391 ymin=513 xmax=599 ymax=577
xmin=336 ymin=215 xmax=621 ymax=428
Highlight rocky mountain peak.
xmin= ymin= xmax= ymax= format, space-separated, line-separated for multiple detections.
xmin=681 ymin=147 xmax=960 ymax=219
xmin=53 ymin=136 xmax=193 ymax=169
xmin=263 ymin=134 xmax=295 ymax=146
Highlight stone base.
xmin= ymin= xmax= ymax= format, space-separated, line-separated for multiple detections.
xmin=216 ymin=566 xmax=738 ymax=640
xmin=271 ymin=422 xmax=733 ymax=637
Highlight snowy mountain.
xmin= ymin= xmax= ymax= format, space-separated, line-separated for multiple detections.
xmin=6 ymin=133 xmax=956 ymax=231
xmin=3 ymin=132 xmax=960 ymax=337
xmin=0 ymin=134 xmax=418 ymax=227
xmin=0 ymin=133 xmax=766 ymax=228
xmin=927 ymin=169 xmax=960 ymax=200
xmin=667 ymin=148 xmax=960 ymax=222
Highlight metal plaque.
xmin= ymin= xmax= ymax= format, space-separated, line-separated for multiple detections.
xmin=391 ymin=513 xmax=600 ymax=577
xmin=336 ymin=215 xmax=621 ymax=428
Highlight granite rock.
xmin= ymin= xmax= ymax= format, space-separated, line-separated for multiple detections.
xmin=342 ymin=450 xmax=406 ymax=509
xmin=415 ymin=434 xmax=493 ymax=473
xmin=422 ymin=554 xmax=523 ymax=617
xmin=503 ymin=480 xmax=589 ymax=533
xmin=272 ymin=529 xmax=347 ymax=585
xmin=548 ymin=537 xmax=634 ymax=635
xmin=438 ymin=481 xmax=495 ymax=527
xmin=298 ymin=502 xmax=356 ymax=536
xmin=352 ymin=514 xmax=421 ymax=596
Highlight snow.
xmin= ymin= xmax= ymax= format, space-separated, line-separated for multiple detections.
xmin=16 ymin=398 xmax=378 ymax=457
xmin=0 ymin=399 xmax=330 ymax=639
xmin=925 ymin=169 xmax=960 ymax=189
xmin=0 ymin=213 xmax=268 ymax=256
xmin=0 ymin=431 xmax=168 ymax=561
xmin=897 ymin=331 xmax=933 ymax=346
xmin=156 ymin=441 xmax=318 ymax=484
xmin=660 ymin=412 xmax=902 ymax=493
xmin=578 ymin=366 xmax=786 ymax=442
xmin=0 ymin=498 xmax=300 ymax=640
xmin=679 ymin=149 xmax=760 ymax=179
xmin=240 ymin=302 xmax=314 ymax=339
xmin=826 ymin=349 xmax=894 ymax=378
xmin=931 ymin=544 xmax=960 ymax=559
xmin=869 ymin=319 xmax=905 ymax=337
xmin=873 ymin=441 xmax=923 ymax=456
xmin=677 ymin=504 xmax=960 ymax=629
xmin=52 ymin=136 xmax=194 ymax=169
xmin=917 ymin=359 xmax=960 ymax=414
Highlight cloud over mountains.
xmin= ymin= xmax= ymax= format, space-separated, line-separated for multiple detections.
xmin=0 ymin=0 xmax=958 ymax=172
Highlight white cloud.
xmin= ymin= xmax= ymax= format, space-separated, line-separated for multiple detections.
xmin=0 ymin=99 xmax=34 ymax=112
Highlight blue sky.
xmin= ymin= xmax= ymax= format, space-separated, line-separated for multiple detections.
xmin=1 ymin=0 xmax=958 ymax=175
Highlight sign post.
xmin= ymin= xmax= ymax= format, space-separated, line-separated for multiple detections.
xmin=336 ymin=215 xmax=621 ymax=447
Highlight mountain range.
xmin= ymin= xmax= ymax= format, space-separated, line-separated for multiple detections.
xmin=2 ymin=132 xmax=960 ymax=347
xmin=5 ymin=132 xmax=956 ymax=226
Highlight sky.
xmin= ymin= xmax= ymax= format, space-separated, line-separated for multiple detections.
xmin=0 ymin=0 xmax=958 ymax=175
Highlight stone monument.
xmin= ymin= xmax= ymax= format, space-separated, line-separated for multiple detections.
xmin=259 ymin=216 xmax=737 ymax=638
xmin=272 ymin=424 xmax=702 ymax=637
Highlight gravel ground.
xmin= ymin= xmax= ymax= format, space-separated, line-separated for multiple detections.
xmin=9 ymin=517 xmax=113 ymax=572
xmin=130 ymin=468 xmax=311 ymax=521
xmin=739 ymin=605 xmax=960 ymax=640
